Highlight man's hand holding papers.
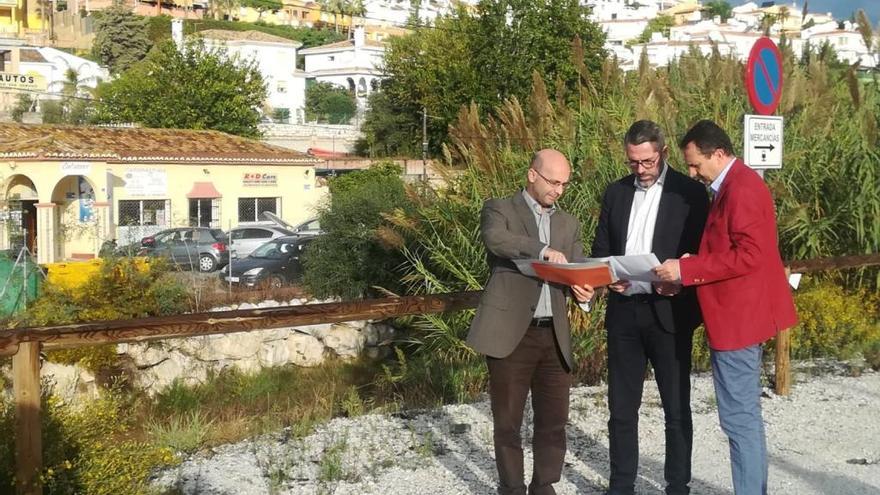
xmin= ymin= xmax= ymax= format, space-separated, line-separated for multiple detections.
xmin=583 ymin=254 xmax=663 ymax=283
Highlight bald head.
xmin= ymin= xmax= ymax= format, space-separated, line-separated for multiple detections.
xmin=527 ymin=149 xmax=571 ymax=208
xmin=530 ymin=149 xmax=570 ymax=173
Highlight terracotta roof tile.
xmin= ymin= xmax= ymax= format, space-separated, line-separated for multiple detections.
xmin=0 ymin=124 xmax=317 ymax=165
xmin=20 ymin=49 xmax=48 ymax=64
xmin=299 ymin=38 xmax=384 ymax=53
xmin=196 ymin=29 xmax=302 ymax=46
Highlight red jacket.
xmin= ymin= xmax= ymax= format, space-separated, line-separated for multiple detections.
xmin=680 ymin=160 xmax=797 ymax=351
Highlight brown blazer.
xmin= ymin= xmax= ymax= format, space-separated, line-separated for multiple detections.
xmin=467 ymin=192 xmax=583 ymax=371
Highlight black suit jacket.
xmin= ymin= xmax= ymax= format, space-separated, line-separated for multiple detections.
xmin=591 ymin=165 xmax=709 ymax=333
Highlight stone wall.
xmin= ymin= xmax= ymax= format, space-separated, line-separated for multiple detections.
xmin=40 ymin=297 xmax=397 ymax=400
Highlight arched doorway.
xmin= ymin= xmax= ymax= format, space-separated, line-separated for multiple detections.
xmin=50 ymin=175 xmax=101 ymax=260
xmin=2 ymin=174 xmax=39 ymax=256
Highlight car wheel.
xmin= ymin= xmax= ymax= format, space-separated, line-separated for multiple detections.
xmin=198 ymin=254 xmax=217 ymax=272
xmin=266 ymin=274 xmax=285 ymax=289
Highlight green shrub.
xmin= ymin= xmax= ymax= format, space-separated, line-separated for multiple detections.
xmin=864 ymin=340 xmax=880 ymax=371
xmin=19 ymin=257 xmax=189 ymax=374
xmin=779 ymin=280 xmax=880 ymax=360
xmin=691 ymin=327 xmax=711 ymax=373
xmin=302 ymin=163 xmax=415 ymax=300
xmin=0 ymin=388 xmax=177 ymax=495
xmin=147 ymin=411 xmax=213 ymax=454
xmin=305 ymin=81 xmax=357 ymax=124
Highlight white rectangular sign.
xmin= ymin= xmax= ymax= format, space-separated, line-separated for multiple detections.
xmin=0 ymin=72 xmax=47 ymax=91
xmin=744 ymin=115 xmax=783 ymax=169
xmin=123 ymin=168 xmax=168 ymax=197
xmin=60 ymin=161 xmax=91 ymax=175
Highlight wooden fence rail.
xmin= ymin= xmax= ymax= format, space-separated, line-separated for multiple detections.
xmin=5 ymin=253 xmax=880 ymax=494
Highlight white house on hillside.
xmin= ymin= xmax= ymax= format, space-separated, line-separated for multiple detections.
xmin=598 ymin=17 xmax=651 ymax=46
xmin=800 ymin=26 xmax=877 ymax=67
xmin=194 ymin=28 xmax=308 ymax=123
xmin=0 ymin=39 xmax=108 ymax=117
xmin=300 ymin=27 xmax=385 ymax=111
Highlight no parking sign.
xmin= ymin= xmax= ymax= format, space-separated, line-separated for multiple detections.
xmin=744 ymin=37 xmax=783 ymax=116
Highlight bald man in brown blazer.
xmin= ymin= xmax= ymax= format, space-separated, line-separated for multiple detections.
xmin=468 ymin=149 xmax=594 ymax=495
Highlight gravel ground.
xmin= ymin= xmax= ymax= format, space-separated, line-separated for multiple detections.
xmin=154 ymin=366 xmax=880 ymax=494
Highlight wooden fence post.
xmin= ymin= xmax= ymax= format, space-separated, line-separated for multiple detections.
xmin=775 ymin=266 xmax=793 ymax=396
xmin=775 ymin=329 xmax=791 ymax=395
xmin=13 ymin=342 xmax=42 ymax=495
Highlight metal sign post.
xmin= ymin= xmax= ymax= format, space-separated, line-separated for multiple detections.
xmin=743 ymin=36 xmax=791 ymax=394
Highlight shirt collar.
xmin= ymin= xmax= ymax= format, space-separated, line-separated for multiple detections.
xmin=710 ymin=157 xmax=737 ymax=195
xmin=632 ymin=161 xmax=669 ymax=191
xmin=521 ymin=189 xmax=556 ymax=215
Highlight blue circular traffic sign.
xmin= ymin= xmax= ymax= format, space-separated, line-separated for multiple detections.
xmin=744 ymin=37 xmax=783 ymax=115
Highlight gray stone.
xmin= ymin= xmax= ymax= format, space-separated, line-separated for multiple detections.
xmin=286 ymin=333 xmax=325 ymax=367
xmin=322 ymin=324 xmax=365 ymax=359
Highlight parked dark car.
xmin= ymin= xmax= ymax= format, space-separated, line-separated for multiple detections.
xmin=219 ymin=235 xmax=313 ymax=288
xmin=140 ymin=227 xmax=229 ymax=272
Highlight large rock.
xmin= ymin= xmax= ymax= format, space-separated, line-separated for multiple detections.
xmin=364 ymin=322 xmax=396 ymax=347
xmin=41 ymin=361 xmax=97 ymax=401
xmin=136 ymin=350 xmax=209 ymax=393
xmin=322 ymin=323 xmax=365 ymax=359
xmin=200 ymin=332 xmax=263 ymax=361
xmin=294 ymin=323 xmax=333 ymax=339
xmin=285 ymin=333 xmax=325 ymax=367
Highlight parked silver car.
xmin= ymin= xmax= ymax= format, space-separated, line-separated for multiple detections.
xmin=139 ymin=227 xmax=229 ymax=272
xmin=227 ymin=225 xmax=295 ymax=259
xmin=260 ymin=212 xmax=323 ymax=237
xmin=290 ymin=217 xmax=322 ymax=237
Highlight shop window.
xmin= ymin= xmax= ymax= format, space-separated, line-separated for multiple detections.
xmin=118 ymin=199 xmax=169 ymax=227
xmin=238 ymin=197 xmax=280 ymax=223
xmin=189 ymin=198 xmax=220 ymax=228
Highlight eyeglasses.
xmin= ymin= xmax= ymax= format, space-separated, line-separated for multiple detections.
xmin=531 ymin=168 xmax=571 ymax=189
xmin=626 ymin=154 xmax=661 ymax=169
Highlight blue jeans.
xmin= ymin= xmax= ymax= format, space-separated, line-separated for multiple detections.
xmin=710 ymin=345 xmax=768 ymax=495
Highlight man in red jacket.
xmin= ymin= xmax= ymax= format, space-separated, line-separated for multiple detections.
xmin=654 ymin=120 xmax=797 ymax=494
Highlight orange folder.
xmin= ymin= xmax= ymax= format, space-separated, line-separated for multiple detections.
xmin=531 ymin=262 xmax=614 ymax=287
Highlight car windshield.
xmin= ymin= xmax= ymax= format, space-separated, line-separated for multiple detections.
xmin=250 ymin=240 xmax=292 ymax=259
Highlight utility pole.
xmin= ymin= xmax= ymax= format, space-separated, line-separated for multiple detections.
xmin=421 ymin=107 xmax=428 ymax=180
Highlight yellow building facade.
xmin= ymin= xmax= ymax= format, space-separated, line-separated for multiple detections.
xmin=0 ymin=0 xmax=46 ymax=38
xmin=0 ymin=124 xmax=324 ymax=264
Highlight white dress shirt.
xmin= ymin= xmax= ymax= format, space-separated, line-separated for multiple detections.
xmin=623 ymin=163 xmax=669 ymax=295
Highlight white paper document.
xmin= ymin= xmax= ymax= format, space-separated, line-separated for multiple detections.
xmin=580 ymin=254 xmax=662 ymax=282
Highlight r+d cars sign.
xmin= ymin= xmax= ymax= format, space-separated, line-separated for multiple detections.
xmin=744 ymin=37 xmax=784 ymax=170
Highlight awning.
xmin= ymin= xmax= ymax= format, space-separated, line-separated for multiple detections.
xmin=186 ymin=181 xmax=222 ymax=199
